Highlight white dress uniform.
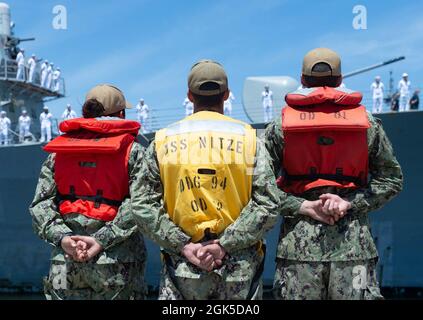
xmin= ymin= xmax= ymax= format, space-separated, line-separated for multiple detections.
xmin=61 ymin=109 xmax=77 ymax=121
xmin=136 ymin=102 xmax=150 ymax=133
xmin=41 ymin=62 xmax=48 ymax=87
xmin=27 ymin=57 xmax=37 ymax=83
xmin=46 ymin=65 xmax=53 ymax=89
xmin=16 ymin=51 xmax=25 ymax=81
xmin=0 ymin=116 xmax=11 ymax=145
xmin=398 ymin=79 xmax=411 ymax=112
xmin=262 ymin=90 xmax=274 ymax=122
xmin=52 ymin=69 xmax=61 ymax=92
xmin=18 ymin=115 xmax=31 ymax=142
xmin=224 ymin=92 xmax=235 ymax=116
xmin=40 ymin=111 xmax=53 ymax=142
xmin=183 ymin=97 xmax=194 ymax=116
xmin=371 ymin=81 xmax=384 ymax=113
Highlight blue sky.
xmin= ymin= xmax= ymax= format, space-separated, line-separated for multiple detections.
xmin=8 ymin=0 xmax=423 ymax=128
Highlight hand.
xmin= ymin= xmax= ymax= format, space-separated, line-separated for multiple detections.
xmin=182 ymin=239 xmax=227 ymax=271
xmin=181 ymin=242 xmax=209 ymax=270
xmin=299 ymin=200 xmax=336 ymax=225
xmin=61 ymin=236 xmax=79 ymax=260
xmin=197 ymin=240 xmax=226 ymax=268
xmin=70 ymin=236 xmax=103 ymax=262
xmin=319 ymin=194 xmax=352 ymax=218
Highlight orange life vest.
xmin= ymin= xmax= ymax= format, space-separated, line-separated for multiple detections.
xmin=44 ymin=118 xmax=140 ymax=221
xmin=277 ymin=86 xmax=371 ymax=195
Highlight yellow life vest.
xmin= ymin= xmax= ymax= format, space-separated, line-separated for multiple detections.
xmin=155 ymin=111 xmax=257 ymax=242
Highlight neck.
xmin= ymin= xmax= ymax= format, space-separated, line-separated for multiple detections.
xmin=194 ymin=106 xmax=223 ymax=114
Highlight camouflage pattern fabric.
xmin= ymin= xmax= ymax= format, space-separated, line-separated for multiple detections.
xmin=273 ymin=258 xmax=383 ymax=300
xmin=264 ymin=112 xmax=403 ymax=262
xmin=44 ymin=260 xmax=146 ymax=300
xmin=29 ymin=142 xmax=147 ymax=299
xmin=159 ymin=246 xmax=263 ymax=300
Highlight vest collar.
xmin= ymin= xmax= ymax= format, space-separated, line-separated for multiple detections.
xmin=286 ymin=86 xmax=363 ymax=107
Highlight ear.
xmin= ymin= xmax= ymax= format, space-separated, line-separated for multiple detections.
xmin=224 ymin=90 xmax=230 ymax=101
xmin=188 ymin=90 xmax=194 ymax=103
xmin=336 ymin=76 xmax=343 ymax=87
xmin=301 ymin=75 xmax=308 ymax=87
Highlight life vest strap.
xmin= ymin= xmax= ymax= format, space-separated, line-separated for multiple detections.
xmin=56 ymin=192 xmax=123 ymax=208
xmin=285 ymin=173 xmax=364 ymax=185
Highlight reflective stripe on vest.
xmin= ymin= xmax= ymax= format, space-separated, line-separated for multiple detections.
xmin=279 ymin=94 xmax=370 ymax=194
xmin=155 ymin=111 xmax=256 ymax=242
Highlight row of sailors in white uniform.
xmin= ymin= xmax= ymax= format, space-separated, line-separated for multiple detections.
xmin=371 ymin=73 xmax=412 ymax=113
xmin=0 ymin=105 xmax=77 ymax=145
xmin=15 ymin=49 xmax=61 ymax=91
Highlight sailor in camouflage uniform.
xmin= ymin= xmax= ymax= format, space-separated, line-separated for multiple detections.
xmin=131 ymin=60 xmax=333 ymax=300
xmin=265 ymin=48 xmax=403 ymax=300
xmin=30 ymin=85 xmax=147 ymax=300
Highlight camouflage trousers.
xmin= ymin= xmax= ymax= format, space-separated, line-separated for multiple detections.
xmin=273 ymin=258 xmax=383 ymax=300
xmin=158 ymin=247 xmax=264 ymax=300
xmin=44 ymin=260 xmax=146 ymax=300
xmin=158 ymin=265 xmax=262 ymax=300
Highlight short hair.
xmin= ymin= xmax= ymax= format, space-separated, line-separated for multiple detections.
xmin=302 ymin=62 xmax=342 ymax=88
xmin=82 ymin=98 xmax=105 ymax=118
xmin=190 ymin=82 xmax=226 ymax=108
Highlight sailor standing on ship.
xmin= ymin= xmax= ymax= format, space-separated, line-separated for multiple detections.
xmin=52 ymin=67 xmax=61 ymax=92
xmin=46 ymin=62 xmax=54 ymax=90
xmin=371 ymin=76 xmax=384 ymax=113
xmin=40 ymin=106 xmax=53 ymax=142
xmin=41 ymin=60 xmax=49 ymax=87
xmin=262 ymin=84 xmax=274 ymax=122
xmin=61 ymin=104 xmax=77 ymax=121
xmin=135 ymin=98 xmax=149 ymax=133
xmin=19 ymin=110 xmax=32 ymax=142
xmin=15 ymin=48 xmax=26 ymax=81
xmin=0 ymin=111 xmax=11 ymax=145
xmin=27 ymin=54 xmax=37 ymax=83
xmin=183 ymin=97 xmax=194 ymax=116
xmin=223 ymin=91 xmax=235 ymax=116
xmin=398 ymin=73 xmax=411 ymax=112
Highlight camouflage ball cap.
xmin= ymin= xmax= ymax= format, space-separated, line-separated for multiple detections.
xmin=188 ymin=60 xmax=228 ymax=96
xmin=302 ymin=48 xmax=342 ymax=77
xmin=86 ymin=84 xmax=132 ymax=116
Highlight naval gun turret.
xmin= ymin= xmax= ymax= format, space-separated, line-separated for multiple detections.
xmin=0 ymin=2 xmax=65 ymax=143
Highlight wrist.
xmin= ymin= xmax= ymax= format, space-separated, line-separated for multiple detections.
xmin=58 ymin=233 xmax=73 ymax=248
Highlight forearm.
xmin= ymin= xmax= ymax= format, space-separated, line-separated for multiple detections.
xmin=91 ymin=197 xmax=139 ymax=250
xmin=29 ymin=155 xmax=73 ymax=246
xmin=348 ymin=118 xmax=403 ymax=214
xmin=131 ymin=143 xmax=190 ymax=254
xmin=263 ymin=119 xmax=306 ymax=217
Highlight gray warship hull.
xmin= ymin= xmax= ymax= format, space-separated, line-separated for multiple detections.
xmin=0 ymin=110 xmax=421 ymax=292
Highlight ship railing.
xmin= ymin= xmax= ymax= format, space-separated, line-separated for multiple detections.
xmin=0 ymin=58 xmax=66 ymax=96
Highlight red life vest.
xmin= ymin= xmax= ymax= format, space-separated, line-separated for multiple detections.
xmin=277 ymin=86 xmax=371 ymax=195
xmin=44 ymin=118 xmax=140 ymax=221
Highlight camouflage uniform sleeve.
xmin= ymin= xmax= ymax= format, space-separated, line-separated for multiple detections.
xmin=263 ymin=118 xmax=305 ymax=216
xmin=92 ymin=142 xmax=144 ymax=250
xmin=29 ymin=154 xmax=73 ymax=247
xmin=347 ymin=114 xmax=403 ymax=213
xmin=218 ymin=138 xmax=280 ymax=253
xmin=130 ymin=141 xmax=191 ymax=254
